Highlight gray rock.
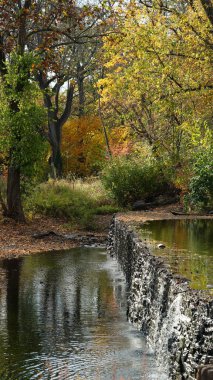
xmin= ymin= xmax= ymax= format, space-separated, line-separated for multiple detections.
xmin=108 ymin=216 xmax=213 ymax=380
xmin=157 ymin=243 xmax=166 ymax=249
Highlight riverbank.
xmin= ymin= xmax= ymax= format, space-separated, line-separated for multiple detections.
xmin=117 ymin=209 xmax=213 ymax=224
xmin=0 ymin=214 xmax=110 ymax=258
xmin=1 ymin=205 xmax=212 ymax=259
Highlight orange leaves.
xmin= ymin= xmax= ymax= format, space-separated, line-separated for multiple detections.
xmin=61 ymin=116 xmax=105 ymax=176
xmin=61 ymin=117 xmax=134 ymax=177
xmin=109 ymin=126 xmax=133 ymax=157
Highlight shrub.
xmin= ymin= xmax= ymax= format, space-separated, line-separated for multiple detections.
xmin=101 ymin=156 xmax=171 ymax=206
xmin=94 ymin=204 xmax=122 ymax=215
xmin=25 ymin=180 xmax=95 ymax=227
xmin=184 ymin=149 xmax=213 ymax=211
xmin=25 ymin=179 xmax=119 ymax=228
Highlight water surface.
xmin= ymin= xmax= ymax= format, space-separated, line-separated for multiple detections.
xmin=138 ymin=219 xmax=213 ymax=291
xmin=0 ymin=248 xmax=167 ymax=380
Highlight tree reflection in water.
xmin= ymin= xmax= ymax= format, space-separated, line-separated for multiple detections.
xmin=139 ymin=219 xmax=213 ymax=291
xmin=0 ymin=248 xmax=167 ymax=380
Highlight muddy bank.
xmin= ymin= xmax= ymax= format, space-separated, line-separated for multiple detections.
xmin=0 ymin=215 xmax=109 ymax=258
xmin=116 ymin=210 xmax=213 ymax=224
xmin=1 ymin=207 xmax=211 ymax=259
xmin=108 ymin=213 xmax=213 ymax=380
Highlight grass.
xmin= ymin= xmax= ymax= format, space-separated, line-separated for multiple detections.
xmin=25 ymin=178 xmax=121 ymax=229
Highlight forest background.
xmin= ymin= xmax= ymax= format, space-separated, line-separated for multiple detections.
xmin=0 ymin=0 xmax=212 ymax=228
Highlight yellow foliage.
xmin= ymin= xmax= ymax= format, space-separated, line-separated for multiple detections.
xmin=61 ymin=116 xmax=105 ymax=177
xmin=109 ymin=126 xmax=133 ymax=156
xmin=98 ymin=0 xmax=213 ymax=166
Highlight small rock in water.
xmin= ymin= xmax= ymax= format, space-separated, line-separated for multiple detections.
xmin=157 ymin=243 xmax=166 ymax=249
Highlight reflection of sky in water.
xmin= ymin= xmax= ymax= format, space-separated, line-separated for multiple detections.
xmin=0 ymin=248 xmax=168 ymax=380
xmin=138 ymin=219 xmax=213 ymax=291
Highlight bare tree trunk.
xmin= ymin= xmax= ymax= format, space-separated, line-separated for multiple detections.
xmin=39 ymin=76 xmax=74 ymax=179
xmin=49 ymin=121 xmax=63 ymax=178
xmin=51 ymin=143 xmax=63 ymax=178
xmin=6 ymin=165 xmax=25 ymax=222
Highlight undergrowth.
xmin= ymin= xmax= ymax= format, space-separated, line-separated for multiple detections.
xmin=101 ymin=156 xmax=172 ymax=206
xmin=25 ymin=178 xmax=121 ymax=229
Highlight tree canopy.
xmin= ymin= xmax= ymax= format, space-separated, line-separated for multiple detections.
xmin=0 ymin=0 xmax=213 ymax=220
xmin=98 ymin=0 xmax=213 ymax=168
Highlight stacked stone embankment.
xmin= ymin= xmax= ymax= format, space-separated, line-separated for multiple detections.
xmin=108 ymin=215 xmax=213 ymax=380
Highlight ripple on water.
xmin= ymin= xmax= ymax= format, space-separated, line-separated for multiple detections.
xmin=0 ymin=248 xmax=168 ymax=380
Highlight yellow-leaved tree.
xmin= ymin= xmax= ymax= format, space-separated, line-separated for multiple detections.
xmin=61 ymin=116 xmax=106 ymax=177
xmin=98 ymin=0 xmax=213 ymax=181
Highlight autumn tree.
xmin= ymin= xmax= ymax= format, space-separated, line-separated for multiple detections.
xmin=28 ymin=1 xmax=107 ymax=177
xmin=0 ymin=52 xmax=47 ymax=221
xmin=61 ymin=116 xmax=105 ymax=176
xmin=98 ymin=0 xmax=213 ymax=172
xmin=0 ymin=0 xmax=46 ymax=221
xmin=0 ymin=0 xmax=108 ymax=220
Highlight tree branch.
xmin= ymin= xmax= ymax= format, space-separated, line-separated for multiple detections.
xmin=200 ymin=0 xmax=213 ymax=26
xmin=59 ymin=84 xmax=75 ymax=126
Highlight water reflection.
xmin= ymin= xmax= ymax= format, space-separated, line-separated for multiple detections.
xmin=138 ymin=219 xmax=213 ymax=291
xmin=0 ymin=248 xmax=167 ymax=380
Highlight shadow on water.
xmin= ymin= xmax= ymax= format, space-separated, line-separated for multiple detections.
xmin=138 ymin=219 xmax=213 ymax=291
xmin=0 ymin=248 xmax=167 ymax=380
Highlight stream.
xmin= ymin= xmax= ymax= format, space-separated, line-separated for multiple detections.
xmin=0 ymin=248 xmax=167 ymax=380
xmin=138 ymin=219 xmax=213 ymax=291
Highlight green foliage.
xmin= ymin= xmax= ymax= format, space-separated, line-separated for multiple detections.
xmin=26 ymin=181 xmax=94 ymax=227
xmin=184 ymin=148 xmax=213 ymax=210
xmin=0 ymin=51 xmax=48 ymax=178
xmin=4 ymin=52 xmax=41 ymax=101
xmin=70 ymin=178 xmax=113 ymax=206
xmin=25 ymin=179 xmax=119 ymax=228
xmin=10 ymin=106 xmax=47 ymax=175
xmin=94 ymin=204 xmax=122 ymax=215
xmin=101 ymin=156 xmax=171 ymax=206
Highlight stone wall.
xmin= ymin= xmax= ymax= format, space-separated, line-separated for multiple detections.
xmin=108 ymin=217 xmax=213 ymax=380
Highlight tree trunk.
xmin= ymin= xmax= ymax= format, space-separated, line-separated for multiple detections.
xmin=6 ymin=93 xmax=26 ymax=222
xmin=51 ymin=143 xmax=63 ymax=178
xmin=78 ymin=76 xmax=85 ymax=117
xmin=6 ymin=166 xmax=25 ymax=222
xmin=38 ymin=72 xmax=74 ymax=179
xmin=98 ymin=96 xmax=112 ymax=158
xmin=76 ymin=68 xmax=86 ymax=167
xmin=77 ymin=63 xmax=85 ymax=117
xmin=1 ymin=1 xmax=33 ymax=223
xmin=49 ymin=121 xmax=63 ymax=178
